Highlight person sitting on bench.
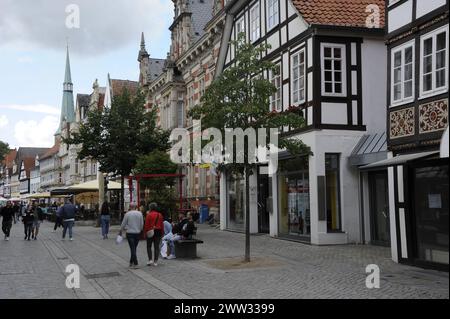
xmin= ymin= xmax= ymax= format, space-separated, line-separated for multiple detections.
xmin=163 ymin=213 xmax=196 ymax=258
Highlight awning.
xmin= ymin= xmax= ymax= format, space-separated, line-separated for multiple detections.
xmin=361 ymin=151 xmax=440 ymax=170
xmin=23 ymin=192 xmax=69 ymax=199
xmin=349 ymin=132 xmax=387 ymax=166
xmin=68 ymin=179 xmax=122 ymax=191
xmin=50 ymin=179 xmax=122 ymax=195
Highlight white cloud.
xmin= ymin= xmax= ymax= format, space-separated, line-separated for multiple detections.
xmin=0 ymin=115 xmax=8 ymax=128
xmin=0 ymin=104 xmax=60 ymax=116
xmin=14 ymin=116 xmax=59 ymax=147
xmin=0 ymin=0 xmax=172 ymax=56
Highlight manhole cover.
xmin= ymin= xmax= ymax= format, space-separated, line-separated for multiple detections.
xmin=85 ymin=272 xmax=121 ymax=279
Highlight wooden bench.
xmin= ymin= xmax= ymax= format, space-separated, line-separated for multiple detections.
xmin=174 ymin=239 xmax=204 ymax=259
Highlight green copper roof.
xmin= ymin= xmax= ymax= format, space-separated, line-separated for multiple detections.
xmin=55 ymin=47 xmax=75 ymax=135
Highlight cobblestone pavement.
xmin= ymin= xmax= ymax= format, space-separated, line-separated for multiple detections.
xmin=0 ymin=221 xmax=448 ymax=299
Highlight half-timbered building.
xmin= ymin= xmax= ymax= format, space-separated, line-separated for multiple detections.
xmin=363 ymin=0 xmax=448 ymax=270
xmin=216 ymin=0 xmax=388 ymax=245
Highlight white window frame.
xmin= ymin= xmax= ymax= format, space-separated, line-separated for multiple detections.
xmin=419 ymin=25 xmax=449 ymax=99
xmin=250 ymin=3 xmax=260 ymax=43
xmin=270 ymin=63 xmax=282 ymax=112
xmin=291 ymin=48 xmax=306 ymax=105
xmin=321 ymin=43 xmax=347 ymax=97
xmin=236 ymin=16 xmax=245 ymax=38
xmin=267 ymin=0 xmax=279 ymax=31
xmin=390 ymin=40 xmax=415 ymax=107
xmin=199 ymin=77 xmax=206 ymax=99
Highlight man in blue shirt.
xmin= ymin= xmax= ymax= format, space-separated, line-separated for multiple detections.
xmin=61 ymin=197 xmax=78 ymax=241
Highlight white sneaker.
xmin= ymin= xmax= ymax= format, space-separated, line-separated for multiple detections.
xmin=167 ymin=255 xmax=176 ymax=260
xmin=5 ymin=237 xmax=10 ymax=241
xmin=146 ymin=261 xmax=153 ymax=266
xmin=70 ymin=238 xmax=73 ymax=241
xmin=153 ymin=262 xmax=158 ymax=267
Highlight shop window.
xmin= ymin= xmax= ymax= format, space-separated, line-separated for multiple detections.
xmin=278 ymin=157 xmax=310 ymax=238
xmin=227 ymin=173 xmax=245 ymax=230
xmin=325 ymin=154 xmax=341 ymax=232
xmin=413 ymin=163 xmax=449 ymax=265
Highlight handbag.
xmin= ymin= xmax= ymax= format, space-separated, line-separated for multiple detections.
xmin=146 ymin=213 xmax=160 ymax=239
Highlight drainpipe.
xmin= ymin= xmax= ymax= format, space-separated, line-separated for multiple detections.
xmin=359 ymin=171 xmax=365 ymax=245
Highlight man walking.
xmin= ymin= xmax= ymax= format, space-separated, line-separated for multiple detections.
xmin=1 ymin=201 xmax=15 ymax=241
xmin=61 ymin=197 xmax=77 ymax=241
xmin=119 ymin=204 xmax=143 ymax=269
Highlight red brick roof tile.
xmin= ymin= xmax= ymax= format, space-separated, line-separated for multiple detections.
xmin=292 ymin=0 xmax=385 ymax=28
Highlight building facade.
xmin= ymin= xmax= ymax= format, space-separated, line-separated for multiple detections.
xmin=139 ymin=0 xmax=226 ymax=214
xmin=217 ymin=0 xmax=388 ymax=245
xmin=364 ymin=0 xmax=448 ymax=270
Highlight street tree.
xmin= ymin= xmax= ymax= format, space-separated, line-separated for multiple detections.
xmin=134 ymin=150 xmax=179 ymax=218
xmin=189 ymin=34 xmax=311 ymax=262
xmin=64 ymin=89 xmax=170 ymax=215
xmin=0 ymin=140 xmax=9 ymax=164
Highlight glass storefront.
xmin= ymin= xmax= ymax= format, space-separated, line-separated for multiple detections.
xmin=227 ymin=173 xmax=245 ymax=230
xmin=413 ymin=163 xmax=449 ymax=265
xmin=278 ymin=158 xmax=310 ymax=239
xmin=325 ymin=154 xmax=341 ymax=232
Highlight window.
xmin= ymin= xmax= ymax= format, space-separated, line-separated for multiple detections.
xmin=420 ymin=26 xmax=449 ymax=98
xmin=177 ymin=100 xmax=184 ymax=128
xmin=291 ymin=49 xmax=306 ymax=105
xmin=267 ymin=0 xmax=279 ymax=30
xmin=236 ymin=16 xmax=245 ymax=37
xmin=391 ymin=40 xmax=415 ymax=106
xmin=250 ymin=3 xmax=260 ymax=42
xmin=321 ymin=43 xmax=346 ymax=96
xmin=187 ymin=84 xmax=194 ymax=109
xmin=325 ymin=154 xmax=341 ymax=232
xmin=270 ymin=64 xmax=282 ymax=111
xmin=199 ymin=77 xmax=205 ymax=99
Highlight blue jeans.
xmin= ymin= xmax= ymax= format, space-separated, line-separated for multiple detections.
xmin=126 ymin=233 xmax=140 ymax=265
xmin=62 ymin=220 xmax=75 ymax=239
xmin=101 ymin=215 xmax=111 ymax=237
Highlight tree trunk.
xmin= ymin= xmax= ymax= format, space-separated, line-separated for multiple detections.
xmin=120 ymin=175 xmax=125 ymax=221
xmin=245 ymin=167 xmax=251 ymax=262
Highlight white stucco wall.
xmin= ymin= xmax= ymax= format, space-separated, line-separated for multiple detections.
xmin=361 ymin=39 xmax=387 ymax=133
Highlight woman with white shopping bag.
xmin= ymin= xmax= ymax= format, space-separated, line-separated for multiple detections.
xmin=144 ymin=203 xmax=164 ymax=266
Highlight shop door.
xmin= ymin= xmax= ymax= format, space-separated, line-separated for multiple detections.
xmin=369 ymin=171 xmax=390 ymax=246
xmin=258 ymin=174 xmax=270 ymax=233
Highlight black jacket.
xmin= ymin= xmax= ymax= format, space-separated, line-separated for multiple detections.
xmin=1 ymin=206 xmax=15 ymax=222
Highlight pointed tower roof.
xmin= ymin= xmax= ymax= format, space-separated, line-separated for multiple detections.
xmin=55 ymin=45 xmax=75 ymax=135
xmin=138 ymin=32 xmax=150 ymax=62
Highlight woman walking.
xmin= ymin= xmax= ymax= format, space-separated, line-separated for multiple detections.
xmin=144 ymin=203 xmax=164 ymax=266
xmin=100 ymin=201 xmax=111 ymax=240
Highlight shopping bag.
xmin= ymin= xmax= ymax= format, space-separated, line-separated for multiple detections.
xmin=160 ymin=240 xmax=168 ymax=258
xmin=116 ymin=234 xmax=124 ymax=245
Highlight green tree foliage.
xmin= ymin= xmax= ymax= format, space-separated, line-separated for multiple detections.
xmin=134 ymin=150 xmax=179 ymax=218
xmin=64 ymin=89 xmax=171 ymax=212
xmin=0 ymin=140 xmax=9 ymax=164
xmin=189 ymin=34 xmax=312 ymax=261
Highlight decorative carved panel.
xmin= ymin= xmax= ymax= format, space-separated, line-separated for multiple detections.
xmin=390 ymin=107 xmax=415 ymax=139
xmin=419 ymin=99 xmax=448 ymax=134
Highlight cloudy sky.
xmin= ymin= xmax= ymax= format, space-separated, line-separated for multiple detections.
xmin=0 ymin=0 xmax=172 ymax=149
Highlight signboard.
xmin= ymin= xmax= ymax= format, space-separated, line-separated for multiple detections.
xmin=440 ymin=126 xmax=449 ymax=158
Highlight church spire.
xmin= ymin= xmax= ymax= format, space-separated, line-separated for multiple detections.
xmin=138 ymin=32 xmax=150 ymax=62
xmin=56 ymin=44 xmax=75 ymax=135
